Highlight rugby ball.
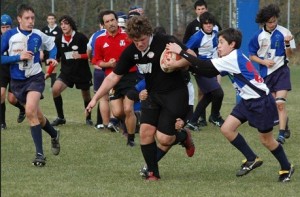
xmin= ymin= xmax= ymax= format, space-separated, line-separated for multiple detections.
xmin=160 ymin=49 xmax=181 ymax=73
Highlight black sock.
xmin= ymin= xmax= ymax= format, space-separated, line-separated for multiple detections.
xmin=14 ymin=101 xmax=25 ymax=113
xmin=42 ymin=119 xmax=58 ymax=138
xmin=231 ymin=133 xmax=257 ymax=161
xmin=50 ymin=73 xmax=57 ymax=87
xmin=54 ymin=96 xmax=64 ymax=119
xmin=0 ymin=103 xmax=5 ymax=124
xmin=156 ymin=147 xmax=167 ymax=162
xmin=31 ymin=125 xmax=44 ymax=155
xmin=127 ymin=134 xmax=135 ymax=142
xmin=172 ymin=129 xmax=187 ymax=145
xmin=96 ymin=103 xmax=103 ymax=125
xmin=271 ymin=144 xmax=291 ymax=170
xmin=84 ymin=100 xmax=91 ymax=120
xmin=141 ymin=142 xmax=159 ymax=177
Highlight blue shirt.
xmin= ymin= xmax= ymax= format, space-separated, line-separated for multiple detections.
xmin=1 ymin=27 xmax=56 ymax=80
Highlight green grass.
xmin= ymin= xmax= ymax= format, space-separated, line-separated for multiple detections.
xmin=1 ymin=66 xmax=300 ymax=197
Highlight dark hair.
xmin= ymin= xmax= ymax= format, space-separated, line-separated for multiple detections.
xmin=194 ymin=0 xmax=207 ymax=9
xmin=218 ymin=28 xmax=242 ymax=49
xmin=255 ymin=4 xmax=280 ymax=24
xmin=126 ymin=15 xmax=153 ymax=39
xmin=59 ymin=15 xmax=77 ymax=31
xmin=47 ymin=13 xmax=57 ymax=19
xmin=99 ymin=10 xmax=118 ymax=25
xmin=17 ymin=4 xmax=35 ymax=17
xmin=199 ymin=12 xmax=216 ymax=27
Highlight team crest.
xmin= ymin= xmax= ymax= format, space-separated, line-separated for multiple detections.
xmin=53 ymin=31 xmax=58 ymax=35
xmin=72 ymin=45 xmax=79 ymax=50
xmin=120 ymin=40 xmax=125 ymax=46
xmin=134 ymin=54 xmax=139 ymax=60
xmin=147 ymin=51 xmax=154 ymax=58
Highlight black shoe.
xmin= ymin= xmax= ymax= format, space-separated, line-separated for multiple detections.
xmin=197 ymin=119 xmax=208 ymax=127
xmin=278 ymin=165 xmax=294 ymax=182
xmin=284 ymin=130 xmax=291 ymax=139
xmin=86 ymin=119 xmax=93 ymax=126
xmin=277 ymin=135 xmax=285 ymax=144
xmin=107 ymin=122 xmax=119 ymax=132
xmin=51 ymin=130 xmax=60 ymax=155
xmin=32 ymin=153 xmax=46 ymax=167
xmin=17 ymin=111 xmax=26 ymax=123
xmin=209 ymin=115 xmax=224 ymax=127
xmin=236 ymin=157 xmax=263 ymax=177
xmin=127 ymin=140 xmax=135 ymax=147
xmin=51 ymin=117 xmax=66 ymax=126
xmin=139 ymin=165 xmax=148 ymax=177
xmin=186 ymin=122 xmax=200 ymax=131
xmin=1 ymin=123 xmax=7 ymax=130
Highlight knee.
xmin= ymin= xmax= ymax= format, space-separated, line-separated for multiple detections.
xmin=157 ymin=135 xmax=174 ymax=146
xmin=276 ymin=97 xmax=286 ymax=111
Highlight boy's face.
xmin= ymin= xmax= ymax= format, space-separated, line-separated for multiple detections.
xmin=195 ymin=5 xmax=207 ymax=17
xmin=202 ymin=22 xmax=213 ymax=34
xmin=60 ymin=20 xmax=72 ymax=35
xmin=17 ymin=10 xmax=35 ymax=31
xmin=217 ymin=36 xmax=235 ymax=57
xmin=47 ymin=16 xmax=56 ymax=26
xmin=1 ymin=25 xmax=11 ymax=34
xmin=265 ymin=16 xmax=278 ymax=32
xmin=132 ymin=34 xmax=150 ymax=52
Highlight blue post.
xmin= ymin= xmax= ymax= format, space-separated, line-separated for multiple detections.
xmin=236 ymin=0 xmax=259 ymax=103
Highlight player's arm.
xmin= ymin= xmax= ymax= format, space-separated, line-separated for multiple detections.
xmin=166 ymin=42 xmax=219 ymax=77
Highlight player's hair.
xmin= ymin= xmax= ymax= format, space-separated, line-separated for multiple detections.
xmin=59 ymin=15 xmax=77 ymax=31
xmin=17 ymin=4 xmax=35 ymax=17
xmin=199 ymin=12 xmax=216 ymax=27
xmin=99 ymin=10 xmax=118 ymax=26
xmin=255 ymin=4 xmax=280 ymax=24
xmin=194 ymin=0 xmax=207 ymax=9
xmin=126 ymin=15 xmax=153 ymax=39
xmin=47 ymin=13 xmax=57 ymax=19
xmin=218 ymin=28 xmax=242 ymax=49
xmin=153 ymin=26 xmax=166 ymax=35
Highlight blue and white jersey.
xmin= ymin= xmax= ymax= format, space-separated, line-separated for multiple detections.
xmin=186 ymin=29 xmax=218 ymax=60
xmin=211 ymin=49 xmax=269 ymax=100
xmin=248 ymin=25 xmax=296 ymax=78
xmin=1 ymin=27 xmax=56 ymax=80
xmin=87 ymin=29 xmax=106 ymax=57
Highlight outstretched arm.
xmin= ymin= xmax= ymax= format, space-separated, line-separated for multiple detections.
xmin=166 ymin=43 xmax=220 ymax=77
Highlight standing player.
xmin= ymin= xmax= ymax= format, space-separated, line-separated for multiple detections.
xmin=1 ymin=14 xmax=26 ymax=130
xmin=185 ymin=12 xmax=224 ymax=130
xmin=166 ymin=28 xmax=294 ymax=182
xmin=1 ymin=4 xmax=60 ymax=166
xmin=51 ymin=15 xmax=93 ymax=126
xmin=248 ymin=4 xmax=296 ymax=144
xmin=41 ymin=13 xmax=62 ymax=87
xmin=86 ymin=16 xmax=195 ymax=180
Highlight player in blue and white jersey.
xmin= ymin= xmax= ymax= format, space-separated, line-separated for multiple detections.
xmin=185 ymin=12 xmax=224 ymax=129
xmin=1 ymin=4 xmax=60 ymax=166
xmin=248 ymin=4 xmax=296 ymax=144
xmin=166 ymin=28 xmax=294 ymax=182
xmin=1 ymin=14 xmax=26 ymax=130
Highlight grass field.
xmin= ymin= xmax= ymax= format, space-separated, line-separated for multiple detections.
xmin=1 ymin=66 xmax=300 ymax=197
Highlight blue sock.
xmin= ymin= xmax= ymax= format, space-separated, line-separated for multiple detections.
xmin=31 ymin=125 xmax=43 ymax=155
xmin=42 ymin=119 xmax=58 ymax=138
xmin=271 ymin=144 xmax=291 ymax=170
xmin=231 ymin=133 xmax=257 ymax=161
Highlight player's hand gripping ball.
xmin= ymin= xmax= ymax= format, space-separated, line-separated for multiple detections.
xmin=160 ymin=49 xmax=181 ymax=73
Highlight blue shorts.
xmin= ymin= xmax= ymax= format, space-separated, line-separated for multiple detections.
xmin=10 ymin=72 xmax=45 ymax=105
xmin=231 ymin=94 xmax=279 ymax=133
xmin=195 ymin=75 xmax=220 ymax=94
xmin=264 ymin=65 xmax=291 ymax=93
xmin=93 ymin=69 xmax=105 ymax=92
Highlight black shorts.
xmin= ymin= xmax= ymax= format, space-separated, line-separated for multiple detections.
xmin=57 ymin=72 xmax=93 ymax=90
xmin=140 ymin=87 xmax=189 ymax=136
xmin=109 ymin=72 xmax=139 ymax=100
xmin=10 ymin=72 xmax=45 ymax=105
xmin=0 ymin=65 xmax=11 ymax=90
